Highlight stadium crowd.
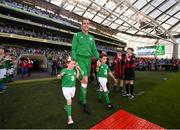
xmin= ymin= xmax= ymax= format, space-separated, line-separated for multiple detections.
xmin=0 ymin=0 xmax=80 ymax=29
xmin=0 ymin=25 xmax=72 ymax=43
xmin=0 ymin=24 xmax=118 ymax=52
xmin=135 ymin=57 xmax=179 ymax=71
xmin=0 ymin=45 xmax=70 ymax=79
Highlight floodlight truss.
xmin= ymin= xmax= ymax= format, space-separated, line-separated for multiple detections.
xmin=88 ymin=0 xmax=178 ymax=45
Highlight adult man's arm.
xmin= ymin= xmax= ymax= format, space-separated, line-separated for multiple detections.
xmin=92 ymin=38 xmax=99 ymax=60
xmin=71 ymin=33 xmax=78 ymax=61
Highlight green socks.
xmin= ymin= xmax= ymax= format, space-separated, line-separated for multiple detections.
xmin=98 ymin=91 xmax=111 ymax=104
xmin=78 ymin=87 xmax=83 ymax=103
xmin=104 ymin=91 xmax=111 ymax=104
xmin=98 ymin=91 xmax=103 ymax=99
xmin=66 ymin=105 xmax=72 ymax=116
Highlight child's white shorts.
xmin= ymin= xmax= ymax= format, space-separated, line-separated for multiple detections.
xmin=98 ymin=77 xmax=108 ymax=92
xmin=62 ymin=87 xmax=76 ymax=100
xmin=0 ymin=68 xmax=6 ymax=79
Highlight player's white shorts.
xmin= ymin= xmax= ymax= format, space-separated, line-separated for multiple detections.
xmin=7 ymin=68 xmax=14 ymax=75
xmin=0 ymin=68 xmax=6 ymax=79
xmin=98 ymin=77 xmax=108 ymax=92
xmin=62 ymin=87 xmax=76 ymax=100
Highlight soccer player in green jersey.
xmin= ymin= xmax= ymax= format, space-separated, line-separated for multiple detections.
xmin=96 ymin=53 xmax=117 ymax=108
xmin=71 ymin=18 xmax=100 ymax=113
xmin=57 ymin=57 xmax=80 ymax=125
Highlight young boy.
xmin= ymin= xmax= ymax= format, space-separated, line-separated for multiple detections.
xmin=123 ymin=48 xmax=136 ymax=99
xmin=96 ymin=53 xmax=117 ymax=108
xmin=57 ymin=57 xmax=80 ymax=125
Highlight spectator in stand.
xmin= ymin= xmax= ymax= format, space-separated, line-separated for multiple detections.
xmin=27 ymin=57 xmax=33 ymax=77
xmin=19 ymin=58 xmax=28 ymax=78
xmin=51 ymin=58 xmax=58 ymax=76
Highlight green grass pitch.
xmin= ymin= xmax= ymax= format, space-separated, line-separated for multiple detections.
xmin=0 ymin=71 xmax=180 ymax=129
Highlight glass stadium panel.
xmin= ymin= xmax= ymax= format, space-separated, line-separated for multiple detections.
xmin=129 ymin=0 xmax=137 ymax=4
xmin=123 ymin=9 xmax=135 ymax=17
xmin=105 ymin=0 xmax=116 ymax=11
xmin=95 ymin=0 xmax=108 ymax=6
xmin=109 ymin=23 xmax=119 ymax=29
xmin=142 ymin=5 xmax=155 ymax=14
xmin=152 ymin=0 xmax=164 ymax=7
xmin=118 ymin=26 xmax=130 ymax=31
xmin=174 ymin=12 xmax=180 ymax=19
xmin=50 ymin=0 xmax=63 ymax=6
xmin=149 ymin=10 xmax=163 ymax=18
xmin=162 ymin=23 xmax=171 ymax=30
xmin=91 ymin=3 xmax=101 ymax=12
xmin=83 ymin=11 xmax=95 ymax=19
xmin=167 ymin=6 xmax=179 ymax=15
xmin=102 ymin=19 xmax=111 ymax=26
xmin=77 ymin=3 xmax=87 ymax=10
xmin=97 ymin=10 xmax=108 ymax=18
xmin=166 ymin=17 xmax=179 ymax=25
xmin=114 ymin=19 xmax=124 ymax=25
xmin=92 ymin=15 xmax=104 ymax=23
xmin=157 ymin=14 xmax=171 ymax=22
xmin=73 ymin=8 xmax=84 ymax=16
xmin=159 ymin=0 xmax=177 ymax=12
xmin=63 ymin=3 xmax=75 ymax=12
xmin=115 ymin=5 xmax=128 ymax=15
xmin=133 ymin=0 xmax=148 ymax=9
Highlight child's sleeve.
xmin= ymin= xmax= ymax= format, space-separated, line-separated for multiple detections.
xmin=60 ymin=69 xmax=65 ymax=77
xmin=107 ymin=65 xmax=111 ymax=73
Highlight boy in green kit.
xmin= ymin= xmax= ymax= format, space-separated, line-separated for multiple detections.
xmin=96 ymin=53 xmax=117 ymax=108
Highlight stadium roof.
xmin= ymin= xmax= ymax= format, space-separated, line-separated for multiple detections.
xmin=46 ymin=0 xmax=180 ymax=44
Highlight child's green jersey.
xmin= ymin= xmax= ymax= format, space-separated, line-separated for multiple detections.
xmin=60 ymin=68 xmax=77 ymax=87
xmin=97 ymin=64 xmax=110 ymax=78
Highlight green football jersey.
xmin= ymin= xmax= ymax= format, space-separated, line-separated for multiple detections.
xmin=60 ymin=68 xmax=77 ymax=87
xmin=71 ymin=31 xmax=99 ymax=60
xmin=97 ymin=64 xmax=110 ymax=78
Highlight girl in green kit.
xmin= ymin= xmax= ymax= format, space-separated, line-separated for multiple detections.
xmin=57 ymin=57 xmax=80 ymax=125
